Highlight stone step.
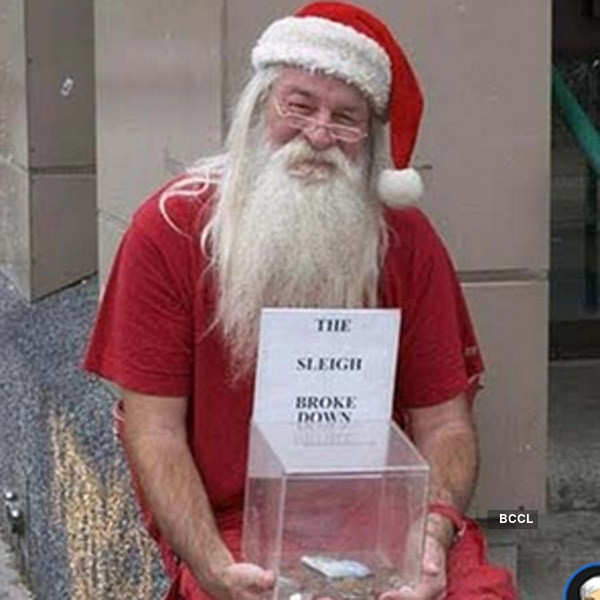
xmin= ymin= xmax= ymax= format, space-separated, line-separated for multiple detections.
xmin=515 ymin=512 xmax=600 ymax=599
xmin=484 ymin=527 xmax=518 ymax=580
xmin=548 ymin=361 xmax=600 ymax=512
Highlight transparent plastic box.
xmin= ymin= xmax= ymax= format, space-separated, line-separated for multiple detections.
xmin=242 ymin=420 xmax=430 ymax=599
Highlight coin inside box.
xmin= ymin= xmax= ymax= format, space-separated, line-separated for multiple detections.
xmin=242 ymin=420 xmax=430 ymax=599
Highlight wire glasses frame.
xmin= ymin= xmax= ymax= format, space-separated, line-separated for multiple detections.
xmin=273 ymin=97 xmax=368 ymax=144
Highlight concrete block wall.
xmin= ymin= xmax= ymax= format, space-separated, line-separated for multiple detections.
xmin=0 ymin=0 xmax=30 ymax=295
xmin=94 ymin=0 xmax=224 ymax=283
xmin=0 ymin=0 xmax=97 ymax=301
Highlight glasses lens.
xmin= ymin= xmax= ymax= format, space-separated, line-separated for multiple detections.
xmin=277 ymin=99 xmax=365 ymax=142
xmin=329 ymin=126 xmax=363 ymax=143
xmin=286 ymin=114 xmax=311 ymax=130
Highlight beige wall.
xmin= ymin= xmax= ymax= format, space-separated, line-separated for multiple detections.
xmin=95 ymin=1 xmax=551 ymax=515
xmin=0 ymin=0 xmax=30 ymax=295
xmin=94 ymin=0 xmax=224 ymax=282
xmin=0 ymin=0 xmax=96 ymax=300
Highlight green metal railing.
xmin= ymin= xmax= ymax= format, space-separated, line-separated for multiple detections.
xmin=552 ymin=66 xmax=600 ymax=309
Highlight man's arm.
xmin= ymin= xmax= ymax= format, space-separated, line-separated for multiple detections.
xmin=382 ymin=393 xmax=478 ymax=600
xmin=407 ymin=392 xmax=479 ymax=546
xmin=121 ymin=389 xmax=273 ymax=599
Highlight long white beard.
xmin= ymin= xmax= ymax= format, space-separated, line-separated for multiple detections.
xmin=215 ymin=135 xmax=382 ymax=376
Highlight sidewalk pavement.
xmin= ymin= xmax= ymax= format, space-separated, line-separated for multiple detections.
xmin=0 ymin=538 xmax=31 ymax=600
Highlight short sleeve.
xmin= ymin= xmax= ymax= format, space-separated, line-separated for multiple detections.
xmin=385 ymin=209 xmax=484 ymax=413
xmin=83 ymin=203 xmax=194 ymax=397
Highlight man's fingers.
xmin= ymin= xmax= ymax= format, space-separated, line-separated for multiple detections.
xmin=379 ymin=591 xmax=412 ymax=599
xmin=252 ymin=569 xmax=274 ymax=589
xmin=421 ymin=534 xmax=445 ymax=576
xmin=379 ymin=589 xmax=445 ymax=600
xmin=379 ymin=534 xmax=446 ymax=600
xmin=224 ymin=563 xmax=275 ymax=592
xmin=380 ymin=585 xmax=420 ymax=599
xmin=422 ymin=558 xmax=442 ymax=575
xmin=238 ymin=592 xmax=263 ymax=600
xmin=379 ymin=578 xmax=447 ymax=600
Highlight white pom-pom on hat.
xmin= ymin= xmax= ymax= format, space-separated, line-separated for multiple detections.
xmin=377 ymin=168 xmax=424 ymax=207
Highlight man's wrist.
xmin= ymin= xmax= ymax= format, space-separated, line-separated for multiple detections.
xmin=425 ymin=513 xmax=455 ymax=549
xmin=192 ymin=543 xmax=235 ymax=594
xmin=427 ymin=502 xmax=467 ymax=549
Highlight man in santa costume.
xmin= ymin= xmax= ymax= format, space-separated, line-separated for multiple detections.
xmin=85 ymin=2 xmax=518 ymax=598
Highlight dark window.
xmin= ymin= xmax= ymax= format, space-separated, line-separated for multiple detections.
xmin=582 ymin=0 xmax=600 ymax=18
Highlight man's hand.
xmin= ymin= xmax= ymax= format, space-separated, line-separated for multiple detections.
xmin=121 ymin=390 xmax=273 ymax=598
xmin=379 ymin=534 xmax=447 ymax=600
xmin=379 ymin=392 xmax=477 ymax=600
xmin=206 ymin=563 xmax=275 ymax=600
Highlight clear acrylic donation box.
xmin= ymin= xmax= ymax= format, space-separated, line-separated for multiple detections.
xmin=242 ymin=420 xmax=430 ymax=599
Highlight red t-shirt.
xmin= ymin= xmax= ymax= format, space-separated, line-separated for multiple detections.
xmin=83 ymin=179 xmax=483 ymax=587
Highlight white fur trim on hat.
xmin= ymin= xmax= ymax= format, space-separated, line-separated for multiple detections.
xmin=252 ymin=16 xmax=391 ymax=115
xmin=377 ymin=168 xmax=423 ymax=207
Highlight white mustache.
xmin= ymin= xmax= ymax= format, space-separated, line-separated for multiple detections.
xmin=268 ymin=138 xmax=355 ymax=179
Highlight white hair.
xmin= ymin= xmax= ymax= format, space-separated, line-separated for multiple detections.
xmin=158 ymin=67 xmax=393 ymax=370
xmin=157 ymin=67 xmax=281 ymax=237
xmin=198 ymin=66 xmax=391 ymax=266
xmin=581 ymin=576 xmax=600 ymax=599
xmin=199 ymin=67 xmax=282 ymax=281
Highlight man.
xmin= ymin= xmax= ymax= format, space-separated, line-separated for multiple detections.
xmin=85 ymin=2 xmax=517 ymax=599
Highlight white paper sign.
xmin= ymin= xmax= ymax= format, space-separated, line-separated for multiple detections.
xmin=253 ymin=308 xmax=401 ymax=424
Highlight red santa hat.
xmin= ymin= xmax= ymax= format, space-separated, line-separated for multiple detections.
xmin=251 ymin=1 xmax=424 ymax=206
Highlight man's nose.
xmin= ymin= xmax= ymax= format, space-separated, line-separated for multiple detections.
xmin=302 ymin=122 xmax=336 ymax=151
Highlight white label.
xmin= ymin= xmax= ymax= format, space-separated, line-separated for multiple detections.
xmin=253 ymin=308 xmax=401 ymax=424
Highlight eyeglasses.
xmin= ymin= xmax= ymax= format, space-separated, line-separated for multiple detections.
xmin=273 ymin=97 xmax=368 ymax=144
